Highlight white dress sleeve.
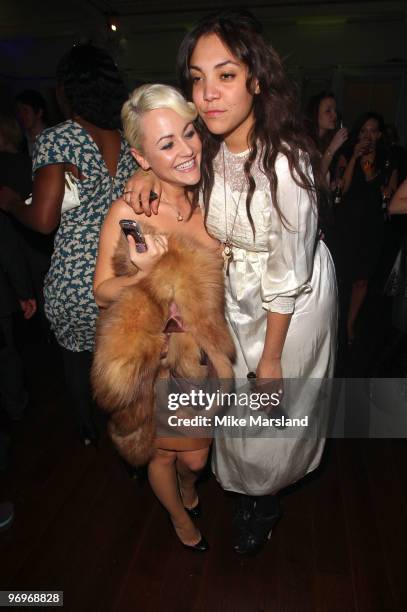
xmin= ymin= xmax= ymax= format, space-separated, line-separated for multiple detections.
xmin=260 ymin=154 xmax=318 ymax=314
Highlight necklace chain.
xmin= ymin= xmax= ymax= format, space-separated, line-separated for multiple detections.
xmin=222 ymin=144 xmax=246 ymax=274
xmin=160 ymin=196 xmax=190 ymax=222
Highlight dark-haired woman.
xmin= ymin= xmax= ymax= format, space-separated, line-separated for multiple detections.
xmin=0 ymin=44 xmax=136 ymax=444
xmin=305 ymin=91 xmax=348 ymax=179
xmin=336 ymin=113 xmax=397 ymax=347
xmin=304 ymin=93 xmax=348 ymax=370
xmin=123 ymin=10 xmax=337 ymax=555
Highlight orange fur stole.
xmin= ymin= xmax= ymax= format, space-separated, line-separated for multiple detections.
xmin=91 ymin=225 xmax=235 ymax=466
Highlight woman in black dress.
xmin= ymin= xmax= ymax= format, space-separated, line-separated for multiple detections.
xmin=336 ymin=112 xmax=397 ymax=346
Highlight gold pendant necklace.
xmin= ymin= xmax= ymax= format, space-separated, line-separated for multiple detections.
xmin=222 ymin=144 xmax=246 ymax=275
xmin=160 ymin=196 xmax=188 ymax=222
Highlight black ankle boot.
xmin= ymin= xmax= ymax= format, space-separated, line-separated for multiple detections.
xmin=232 ymin=494 xmax=256 ymax=548
xmin=254 ymin=494 xmax=281 ymax=518
xmin=233 ymin=495 xmax=282 ymax=556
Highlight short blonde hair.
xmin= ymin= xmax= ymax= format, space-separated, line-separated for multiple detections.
xmin=121 ymin=84 xmax=197 ymax=151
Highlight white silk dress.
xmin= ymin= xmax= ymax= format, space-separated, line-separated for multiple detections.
xmin=206 ymin=145 xmax=338 ymax=495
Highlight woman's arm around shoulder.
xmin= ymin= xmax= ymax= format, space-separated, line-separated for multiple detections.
xmin=123 ymin=168 xmax=162 ymax=215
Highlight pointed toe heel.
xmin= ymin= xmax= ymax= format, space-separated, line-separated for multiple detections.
xmin=184 ymin=500 xmax=202 ymax=519
xmin=182 ymin=534 xmax=209 ymax=552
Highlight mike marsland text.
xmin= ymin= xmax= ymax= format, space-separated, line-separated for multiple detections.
xmin=167 ymin=415 xmax=309 ymax=428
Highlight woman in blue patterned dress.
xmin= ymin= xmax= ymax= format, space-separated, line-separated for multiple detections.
xmin=0 ymin=45 xmax=136 ymax=444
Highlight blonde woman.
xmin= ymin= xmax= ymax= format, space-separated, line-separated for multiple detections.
xmin=94 ymin=84 xmax=228 ymax=551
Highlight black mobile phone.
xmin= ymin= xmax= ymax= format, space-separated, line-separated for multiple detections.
xmin=119 ymin=219 xmax=148 ymax=252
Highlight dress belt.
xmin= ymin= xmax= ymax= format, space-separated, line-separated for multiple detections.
xmin=227 ymin=247 xmax=265 ymax=301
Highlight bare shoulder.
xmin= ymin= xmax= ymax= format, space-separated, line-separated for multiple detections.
xmin=109 ymin=198 xmax=137 ymax=222
xmin=108 ymin=198 xmax=164 ymax=230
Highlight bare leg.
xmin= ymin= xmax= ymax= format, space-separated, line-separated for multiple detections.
xmin=347 ymin=279 xmax=368 ymax=344
xmin=147 ymin=448 xmax=201 ymax=546
xmin=176 ymin=448 xmax=209 ymax=509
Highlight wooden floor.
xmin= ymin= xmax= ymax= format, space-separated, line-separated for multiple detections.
xmin=1 ymin=338 xmax=407 ymax=612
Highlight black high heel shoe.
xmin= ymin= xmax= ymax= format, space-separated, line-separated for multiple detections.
xmin=184 ymin=500 xmax=201 ymax=519
xmin=177 ymin=475 xmax=202 ymax=519
xmin=170 ymin=515 xmax=209 ymax=552
xmin=180 ymin=534 xmax=209 ymax=552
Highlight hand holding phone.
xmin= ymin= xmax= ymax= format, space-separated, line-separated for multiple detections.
xmin=119 ymin=219 xmax=169 ymax=273
xmin=119 ymin=219 xmax=147 ymax=253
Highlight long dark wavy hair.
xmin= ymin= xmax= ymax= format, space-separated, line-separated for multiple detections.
xmin=176 ymin=9 xmax=324 ymax=233
xmin=304 ymin=90 xmax=337 ymax=154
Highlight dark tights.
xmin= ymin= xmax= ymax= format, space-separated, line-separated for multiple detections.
xmin=60 ymin=347 xmax=98 ymax=436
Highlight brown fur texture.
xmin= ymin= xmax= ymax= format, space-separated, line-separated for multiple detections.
xmin=92 ymin=224 xmax=235 ymax=466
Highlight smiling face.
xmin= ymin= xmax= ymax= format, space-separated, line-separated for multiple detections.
xmin=132 ymin=108 xmax=201 ymax=188
xmin=189 ymin=33 xmax=258 ymax=150
xmin=318 ymin=97 xmax=337 ymax=133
